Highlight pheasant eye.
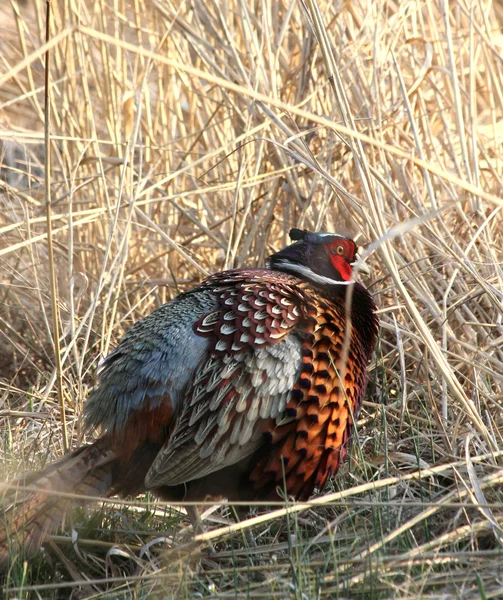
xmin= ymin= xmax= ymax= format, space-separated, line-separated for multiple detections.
xmin=329 ymin=244 xmax=345 ymax=256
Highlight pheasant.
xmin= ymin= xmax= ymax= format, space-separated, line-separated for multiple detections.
xmin=0 ymin=229 xmax=378 ymax=564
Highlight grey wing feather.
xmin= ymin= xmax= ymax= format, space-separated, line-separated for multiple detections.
xmin=144 ymin=333 xmax=302 ymax=488
xmin=84 ymin=289 xmax=218 ymax=435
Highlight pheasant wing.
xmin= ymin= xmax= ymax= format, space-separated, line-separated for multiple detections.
xmin=144 ymin=269 xmax=307 ymax=488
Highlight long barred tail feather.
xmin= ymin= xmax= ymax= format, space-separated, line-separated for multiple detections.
xmin=0 ymin=439 xmax=116 ymax=565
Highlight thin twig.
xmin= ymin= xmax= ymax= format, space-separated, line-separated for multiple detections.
xmin=43 ymin=0 xmax=68 ymax=451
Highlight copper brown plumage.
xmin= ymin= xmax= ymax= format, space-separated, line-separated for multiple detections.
xmin=0 ymin=229 xmax=378 ymax=564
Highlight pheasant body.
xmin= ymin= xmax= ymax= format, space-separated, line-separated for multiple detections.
xmin=0 ymin=229 xmax=378 ymax=563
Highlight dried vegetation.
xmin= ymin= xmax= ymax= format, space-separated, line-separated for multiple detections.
xmin=1 ymin=0 xmax=503 ymax=597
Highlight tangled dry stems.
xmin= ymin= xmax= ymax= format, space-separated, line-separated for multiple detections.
xmin=1 ymin=0 xmax=503 ymax=597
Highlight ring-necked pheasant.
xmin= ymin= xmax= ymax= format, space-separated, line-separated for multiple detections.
xmin=0 ymin=229 xmax=378 ymax=564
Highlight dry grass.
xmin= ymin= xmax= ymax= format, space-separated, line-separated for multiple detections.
xmin=1 ymin=0 xmax=503 ymax=597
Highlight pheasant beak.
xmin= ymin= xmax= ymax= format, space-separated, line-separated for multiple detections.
xmin=351 ymin=254 xmax=371 ymax=276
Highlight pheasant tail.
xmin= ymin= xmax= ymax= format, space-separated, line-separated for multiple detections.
xmin=0 ymin=439 xmax=115 ymax=565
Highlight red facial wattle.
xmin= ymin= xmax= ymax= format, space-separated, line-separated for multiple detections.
xmin=324 ymin=239 xmax=356 ymax=281
xmin=330 ymin=255 xmax=353 ymax=281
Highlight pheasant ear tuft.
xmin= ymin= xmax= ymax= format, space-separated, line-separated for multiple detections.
xmin=289 ymin=228 xmax=306 ymax=241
